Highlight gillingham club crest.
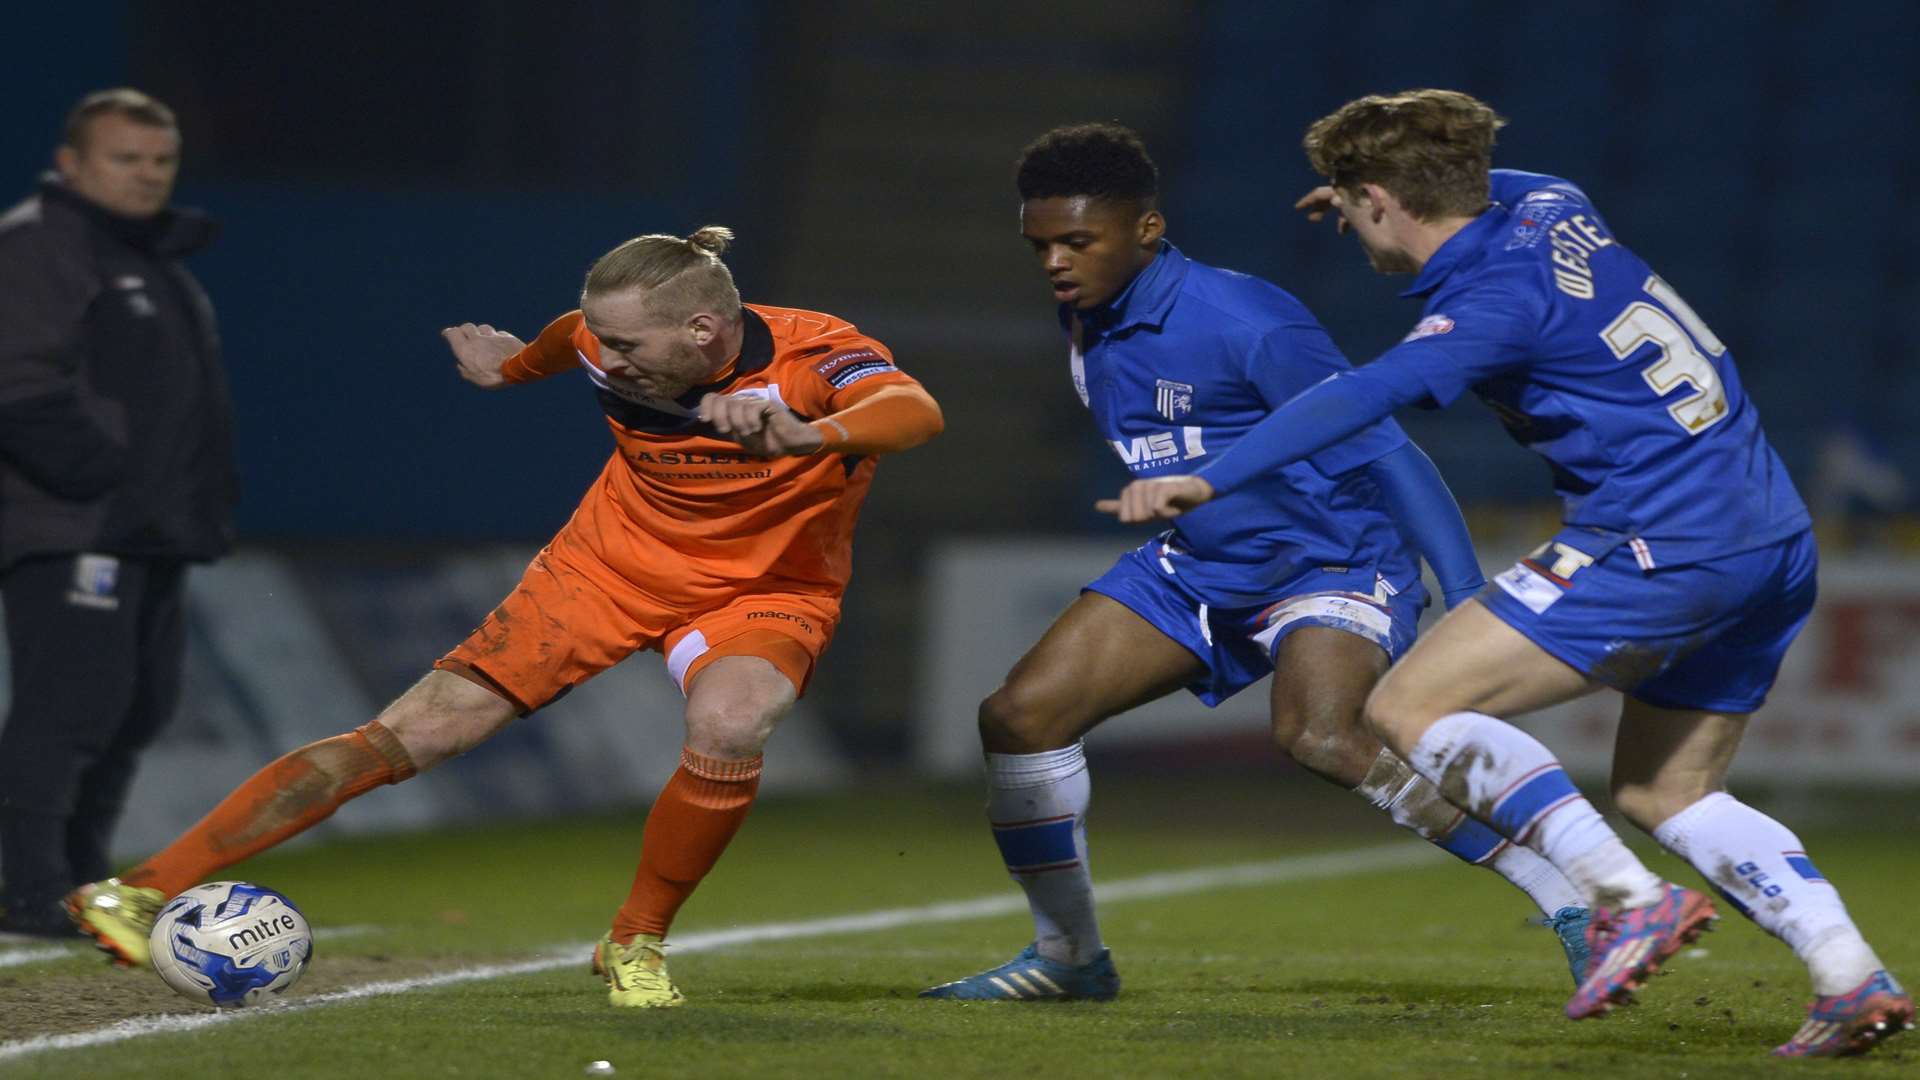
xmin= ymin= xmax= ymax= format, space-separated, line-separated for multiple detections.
xmin=1154 ymin=379 xmax=1195 ymax=421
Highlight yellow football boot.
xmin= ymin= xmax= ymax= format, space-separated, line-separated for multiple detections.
xmin=65 ymin=878 xmax=167 ymax=968
xmin=595 ymin=933 xmax=686 ymax=1008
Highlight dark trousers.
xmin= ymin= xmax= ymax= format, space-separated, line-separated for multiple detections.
xmin=0 ymin=553 xmax=187 ymax=906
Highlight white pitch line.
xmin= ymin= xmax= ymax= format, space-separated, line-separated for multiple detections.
xmin=0 ymin=945 xmax=76 ymax=970
xmin=312 ymin=924 xmax=384 ymax=942
xmin=0 ymin=843 xmax=1434 ymax=1064
xmin=0 ymin=925 xmax=382 ymax=972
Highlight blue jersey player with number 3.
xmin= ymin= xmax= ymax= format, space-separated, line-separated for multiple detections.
xmin=922 ymin=123 xmax=1598 ymax=1004
xmin=1102 ymin=91 xmax=1911 ymax=1058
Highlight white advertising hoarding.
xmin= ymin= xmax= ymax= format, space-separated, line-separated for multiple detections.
xmin=913 ymin=539 xmax=1920 ymax=784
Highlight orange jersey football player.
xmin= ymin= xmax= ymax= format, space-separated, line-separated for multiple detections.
xmin=66 ymin=226 xmax=943 ymax=1009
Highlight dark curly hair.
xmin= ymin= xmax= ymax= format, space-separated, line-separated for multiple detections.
xmin=1015 ymin=123 xmax=1158 ymax=205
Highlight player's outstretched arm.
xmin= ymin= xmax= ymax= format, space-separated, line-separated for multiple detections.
xmin=808 ymin=384 xmax=942 ymax=455
xmin=441 ymin=322 xmax=525 ymax=389
xmin=1097 ymin=363 xmax=1435 ymax=522
xmin=1364 ymin=442 xmax=1485 ymax=609
xmin=1197 ymin=366 xmax=1427 ymax=498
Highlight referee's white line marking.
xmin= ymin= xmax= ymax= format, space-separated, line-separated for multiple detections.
xmin=0 ymin=843 xmax=1435 ymax=1063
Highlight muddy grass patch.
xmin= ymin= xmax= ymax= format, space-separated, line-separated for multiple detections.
xmin=0 ymin=953 xmax=447 ymax=1044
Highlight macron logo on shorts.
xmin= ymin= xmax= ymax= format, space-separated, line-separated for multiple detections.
xmin=747 ymin=610 xmax=815 ymax=635
xmin=814 ymin=348 xmax=895 ymax=389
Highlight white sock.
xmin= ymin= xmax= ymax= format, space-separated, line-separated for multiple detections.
xmin=1487 ymin=844 xmax=1587 ymax=918
xmin=1354 ymin=748 xmax=1583 ymax=916
xmin=987 ymin=743 xmax=1102 ymax=966
xmin=1653 ymin=793 xmax=1882 ymax=994
xmin=1410 ymin=712 xmax=1665 ymax=909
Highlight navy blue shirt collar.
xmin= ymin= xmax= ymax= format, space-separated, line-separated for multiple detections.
xmin=1063 ymin=239 xmax=1189 ymax=334
xmin=1400 ymin=204 xmax=1506 ymax=299
xmin=38 ymin=174 xmax=218 ymax=257
xmin=674 ymin=307 xmax=773 ymax=407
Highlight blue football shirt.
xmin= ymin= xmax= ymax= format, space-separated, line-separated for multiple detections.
xmin=1379 ymin=170 xmax=1809 ymax=566
xmin=1066 ymin=240 xmax=1420 ymax=605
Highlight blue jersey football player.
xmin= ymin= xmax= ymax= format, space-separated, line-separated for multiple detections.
xmin=1103 ymin=91 xmax=1911 ymax=1058
xmin=922 ymin=123 xmax=1593 ymax=1003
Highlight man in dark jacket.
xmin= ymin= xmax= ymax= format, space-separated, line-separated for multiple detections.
xmin=0 ymin=88 xmax=235 ymax=935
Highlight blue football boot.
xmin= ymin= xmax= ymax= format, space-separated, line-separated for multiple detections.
xmin=1548 ymin=905 xmax=1594 ymax=986
xmin=920 ymin=943 xmax=1120 ymax=1001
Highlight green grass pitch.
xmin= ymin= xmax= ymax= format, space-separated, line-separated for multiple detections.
xmin=0 ymin=773 xmax=1912 ymax=1078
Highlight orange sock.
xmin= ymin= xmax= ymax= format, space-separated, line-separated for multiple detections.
xmin=611 ymin=748 xmax=762 ymax=942
xmin=121 ymin=720 xmax=417 ymax=898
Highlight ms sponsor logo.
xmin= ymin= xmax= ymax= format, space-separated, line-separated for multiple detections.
xmin=1110 ymin=427 xmax=1208 ymax=471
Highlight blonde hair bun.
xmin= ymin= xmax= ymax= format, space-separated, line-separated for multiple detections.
xmin=687 ymin=226 xmax=735 ymax=257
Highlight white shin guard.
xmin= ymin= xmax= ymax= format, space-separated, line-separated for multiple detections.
xmin=1411 ymin=712 xmax=1665 ymax=909
xmin=1355 ymin=748 xmax=1582 ymax=916
xmin=1654 ymin=793 xmax=1882 ymax=994
xmin=986 ymin=743 xmax=1103 ymax=966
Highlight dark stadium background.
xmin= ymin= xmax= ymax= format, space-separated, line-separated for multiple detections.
xmin=6 ymin=0 xmax=1917 ymax=762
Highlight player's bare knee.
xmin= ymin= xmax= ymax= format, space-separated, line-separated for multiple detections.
xmin=1268 ymin=702 xmax=1307 ymax=758
xmin=381 ymin=714 xmax=485 ymax=772
xmin=1282 ymin=728 xmax=1346 ymax=775
xmin=976 ymin=686 xmax=1030 ymax=752
xmin=379 ymin=671 xmax=517 ymax=771
xmin=1269 ymin=698 xmax=1337 ymax=764
xmin=977 ymin=683 xmax=1071 ymax=754
xmin=684 ymin=700 xmax=780 ymax=760
xmin=1361 ymin=680 xmax=1423 ymax=757
xmin=1278 ymin=699 xmax=1375 ymax=783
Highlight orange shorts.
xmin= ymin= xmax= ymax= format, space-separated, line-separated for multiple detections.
xmin=436 ymin=541 xmax=840 ymax=715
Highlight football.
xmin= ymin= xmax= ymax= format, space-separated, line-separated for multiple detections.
xmin=147 ymin=881 xmax=313 ymax=1008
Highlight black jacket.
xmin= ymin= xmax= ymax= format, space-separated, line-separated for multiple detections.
xmin=0 ymin=177 xmax=236 ymax=569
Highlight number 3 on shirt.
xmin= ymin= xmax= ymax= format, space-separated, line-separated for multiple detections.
xmin=1600 ymin=275 xmax=1730 ymax=434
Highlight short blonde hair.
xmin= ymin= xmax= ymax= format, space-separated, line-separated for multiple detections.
xmin=582 ymin=226 xmax=741 ymax=325
xmin=64 ymin=87 xmax=177 ymax=151
xmin=1304 ymin=89 xmax=1507 ymax=221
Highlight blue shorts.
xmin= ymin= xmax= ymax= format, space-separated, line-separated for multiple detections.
xmin=1085 ymin=543 xmax=1425 ymax=706
xmin=1478 ymin=527 xmax=1818 ymax=713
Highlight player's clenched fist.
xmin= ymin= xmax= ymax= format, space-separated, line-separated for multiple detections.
xmin=441 ymin=322 xmax=525 ymax=388
xmin=1095 ymin=475 xmax=1216 ymax=523
xmin=699 ymin=392 xmax=824 ymax=457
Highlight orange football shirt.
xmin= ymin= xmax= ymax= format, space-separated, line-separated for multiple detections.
xmin=500 ymin=303 xmax=921 ymax=607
